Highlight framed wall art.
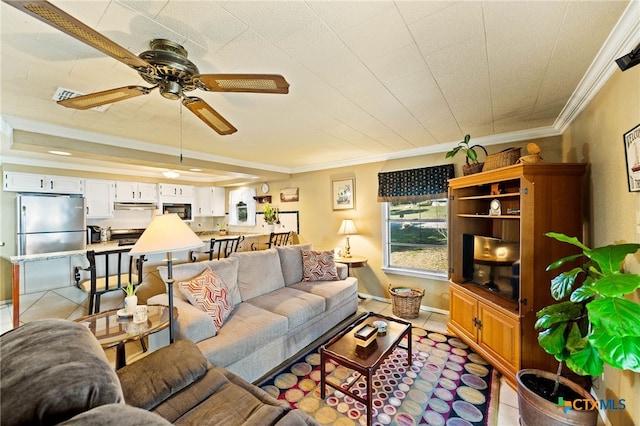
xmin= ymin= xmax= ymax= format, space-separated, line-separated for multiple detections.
xmin=332 ymin=178 xmax=355 ymax=210
xmin=624 ymin=123 xmax=640 ymax=192
xmin=280 ymin=187 xmax=299 ymax=202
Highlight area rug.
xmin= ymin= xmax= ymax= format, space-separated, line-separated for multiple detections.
xmin=259 ymin=327 xmax=500 ymax=426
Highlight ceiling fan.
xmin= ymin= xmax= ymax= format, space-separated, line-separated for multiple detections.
xmin=3 ymin=0 xmax=290 ymax=135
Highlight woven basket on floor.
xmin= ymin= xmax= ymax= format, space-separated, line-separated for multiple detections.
xmin=483 ymin=147 xmax=521 ymax=171
xmin=389 ymin=284 xmax=424 ymax=319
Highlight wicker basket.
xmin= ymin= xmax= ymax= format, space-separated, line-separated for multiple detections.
xmin=483 ymin=147 xmax=522 ymax=171
xmin=389 ymin=284 xmax=424 ymax=319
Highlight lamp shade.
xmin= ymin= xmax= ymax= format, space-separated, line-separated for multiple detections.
xmin=337 ymin=219 xmax=358 ymax=235
xmin=130 ymin=213 xmax=204 ymax=255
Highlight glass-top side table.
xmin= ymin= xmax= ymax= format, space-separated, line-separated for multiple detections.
xmin=75 ymin=304 xmax=177 ymax=369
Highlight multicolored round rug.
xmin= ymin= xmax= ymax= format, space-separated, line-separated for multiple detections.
xmin=259 ymin=327 xmax=499 ymax=426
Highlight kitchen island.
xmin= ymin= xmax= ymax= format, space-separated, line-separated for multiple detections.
xmin=9 ymin=232 xmax=267 ymax=327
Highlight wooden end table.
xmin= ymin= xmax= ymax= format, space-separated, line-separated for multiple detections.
xmin=334 ymin=255 xmax=367 ymax=276
xmin=320 ymin=312 xmax=411 ymax=425
xmin=75 ymin=304 xmax=177 ymax=369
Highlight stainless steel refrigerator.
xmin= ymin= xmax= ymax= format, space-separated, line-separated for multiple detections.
xmin=17 ymin=194 xmax=87 ymax=255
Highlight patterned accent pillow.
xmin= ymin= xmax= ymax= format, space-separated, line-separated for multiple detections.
xmin=178 ymin=268 xmax=234 ymax=331
xmin=302 ymin=250 xmax=339 ymax=282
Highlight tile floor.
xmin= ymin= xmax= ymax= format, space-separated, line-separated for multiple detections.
xmin=0 ymin=294 xmax=519 ymax=425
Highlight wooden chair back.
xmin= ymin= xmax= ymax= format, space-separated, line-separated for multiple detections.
xmin=74 ymin=248 xmax=146 ymax=315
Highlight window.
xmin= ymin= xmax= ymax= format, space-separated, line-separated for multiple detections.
xmin=383 ymin=198 xmax=448 ymax=278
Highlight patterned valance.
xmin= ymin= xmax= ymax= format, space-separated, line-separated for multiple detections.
xmin=377 ymin=164 xmax=455 ymax=202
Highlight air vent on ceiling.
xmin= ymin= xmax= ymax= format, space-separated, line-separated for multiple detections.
xmin=52 ymin=87 xmax=109 ymax=112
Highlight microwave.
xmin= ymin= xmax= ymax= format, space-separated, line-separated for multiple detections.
xmin=162 ymin=202 xmax=193 ymax=221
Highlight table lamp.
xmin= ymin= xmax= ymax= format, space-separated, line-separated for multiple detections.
xmin=337 ymin=219 xmax=358 ymax=258
xmin=129 ymin=213 xmax=204 ymax=343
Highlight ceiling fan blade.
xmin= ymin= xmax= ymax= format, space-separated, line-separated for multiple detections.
xmin=58 ymin=86 xmax=154 ymax=110
xmin=195 ymin=74 xmax=290 ymax=94
xmin=2 ymin=0 xmax=152 ymax=71
xmin=182 ymin=97 xmax=237 ymax=136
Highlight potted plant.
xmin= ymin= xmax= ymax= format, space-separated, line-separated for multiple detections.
xmin=445 ymin=134 xmax=487 ymax=175
xmin=218 ymin=220 xmax=227 ymax=236
xmin=122 ymin=283 xmax=139 ymax=314
xmin=263 ymin=203 xmax=277 ymax=233
xmin=517 ymin=232 xmax=640 ymax=426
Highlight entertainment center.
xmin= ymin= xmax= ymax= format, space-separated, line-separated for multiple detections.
xmin=447 ymin=163 xmax=587 ymax=388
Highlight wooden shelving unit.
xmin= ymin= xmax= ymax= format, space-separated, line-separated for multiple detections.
xmin=447 ymin=163 xmax=586 ymax=388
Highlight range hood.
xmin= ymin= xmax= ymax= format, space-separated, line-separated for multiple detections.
xmin=113 ymin=202 xmax=157 ymax=211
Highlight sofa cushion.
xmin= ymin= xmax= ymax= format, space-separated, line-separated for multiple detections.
xmin=247 ymin=287 xmax=325 ymax=330
xmin=179 ymin=269 xmax=234 ymax=331
xmin=59 ymin=404 xmax=171 ymax=425
xmin=301 ymin=250 xmax=339 ymax=281
xmin=230 ymin=249 xmax=285 ymax=301
xmin=290 ymin=278 xmax=358 ymax=310
xmin=117 ymin=340 xmax=209 ymax=411
xmin=0 ymin=319 xmax=124 ymax=426
xmin=276 ymin=243 xmax=312 ymax=285
xmin=173 ymin=368 xmax=288 ymax=425
xmin=196 ymin=303 xmax=288 ymax=367
xmin=159 ymin=257 xmax=241 ymax=306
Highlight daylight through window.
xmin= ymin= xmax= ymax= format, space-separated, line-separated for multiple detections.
xmin=384 ymin=198 xmax=448 ymax=276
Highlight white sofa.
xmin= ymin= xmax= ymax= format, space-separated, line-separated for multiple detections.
xmin=148 ymin=244 xmax=359 ymax=382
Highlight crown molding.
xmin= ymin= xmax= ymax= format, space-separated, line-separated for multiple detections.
xmin=554 ymin=0 xmax=640 ymax=133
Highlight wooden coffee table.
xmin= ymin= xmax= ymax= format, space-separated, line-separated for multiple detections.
xmin=75 ymin=304 xmax=176 ymax=369
xmin=320 ymin=312 xmax=412 ymax=425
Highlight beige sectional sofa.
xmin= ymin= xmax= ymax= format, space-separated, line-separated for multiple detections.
xmin=148 ymin=243 xmax=359 ymax=382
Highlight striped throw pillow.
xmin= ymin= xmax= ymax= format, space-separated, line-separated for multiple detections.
xmin=179 ymin=268 xmax=234 ymax=330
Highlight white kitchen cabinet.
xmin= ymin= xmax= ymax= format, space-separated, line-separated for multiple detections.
xmin=114 ymin=181 xmax=157 ymax=202
xmin=3 ymin=171 xmax=83 ymax=194
xmin=159 ymin=184 xmax=194 ymax=198
xmin=195 ymin=187 xmax=225 ymax=217
xmin=84 ymin=179 xmax=114 ymax=218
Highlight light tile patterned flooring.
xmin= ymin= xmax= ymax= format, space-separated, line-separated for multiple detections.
xmin=0 ymin=295 xmax=519 ymax=425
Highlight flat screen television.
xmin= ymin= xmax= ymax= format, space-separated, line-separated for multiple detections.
xmin=462 ymin=234 xmax=520 ymax=300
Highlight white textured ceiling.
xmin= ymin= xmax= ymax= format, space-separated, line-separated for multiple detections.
xmin=0 ymin=0 xmax=637 ymax=184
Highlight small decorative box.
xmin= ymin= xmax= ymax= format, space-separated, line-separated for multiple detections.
xmin=354 ymin=324 xmax=377 ymax=348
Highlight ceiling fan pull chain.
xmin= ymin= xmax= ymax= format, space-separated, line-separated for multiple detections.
xmin=180 ymin=101 xmax=183 ymax=163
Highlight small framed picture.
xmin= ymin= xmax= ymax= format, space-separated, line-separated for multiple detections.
xmin=280 ymin=187 xmax=299 ymax=202
xmin=624 ymin=123 xmax=640 ymax=192
xmin=332 ymin=178 xmax=355 ymax=210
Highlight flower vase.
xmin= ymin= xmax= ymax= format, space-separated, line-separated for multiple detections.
xmin=124 ymin=295 xmax=138 ymax=314
xmin=265 ymin=224 xmax=275 ymax=234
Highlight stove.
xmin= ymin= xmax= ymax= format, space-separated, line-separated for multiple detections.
xmin=109 ymin=228 xmax=145 ymax=246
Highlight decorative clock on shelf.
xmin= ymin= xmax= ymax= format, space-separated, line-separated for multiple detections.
xmin=489 ymin=199 xmax=501 ymax=216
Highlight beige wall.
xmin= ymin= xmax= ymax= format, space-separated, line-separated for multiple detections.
xmin=562 ymin=65 xmax=639 ymax=426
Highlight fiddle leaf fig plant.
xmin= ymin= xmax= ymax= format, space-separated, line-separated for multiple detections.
xmin=535 ymin=232 xmax=640 ymax=377
xmin=445 ymin=134 xmax=482 ymax=163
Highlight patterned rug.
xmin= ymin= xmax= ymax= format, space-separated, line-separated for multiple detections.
xmin=259 ymin=327 xmax=500 ymax=426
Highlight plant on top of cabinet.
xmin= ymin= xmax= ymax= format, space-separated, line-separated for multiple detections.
xmin=445 ymin=134 xmax=487 ymax=175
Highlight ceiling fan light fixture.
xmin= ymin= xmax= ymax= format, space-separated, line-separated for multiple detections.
xmin=159 ymin=80 xmax=182 ymax=100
